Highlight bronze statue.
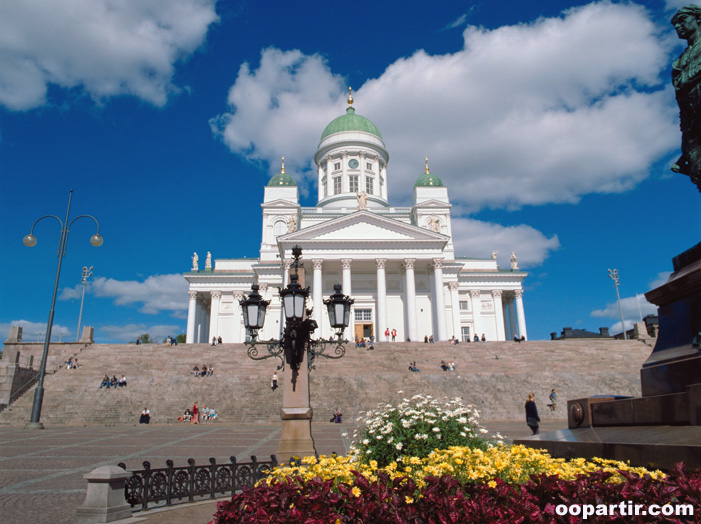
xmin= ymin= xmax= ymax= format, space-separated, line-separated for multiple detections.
xmin=671 ymin=5 xmax=701 ymax=192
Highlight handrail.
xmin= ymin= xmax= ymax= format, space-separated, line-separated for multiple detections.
xmin=8 ymin=371 xmax=40 ymax=404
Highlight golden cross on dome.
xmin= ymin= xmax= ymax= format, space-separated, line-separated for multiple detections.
xmin=347 ymin=87 xmax=354 ymax=107
xmin=425 ymin=157 xmax=430 ymax=174
xmin=281 ymin=156 xmax=285 ymax=173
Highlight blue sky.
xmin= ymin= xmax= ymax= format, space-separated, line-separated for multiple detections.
xmin=1 ymin=0 xmax=699 ymax=344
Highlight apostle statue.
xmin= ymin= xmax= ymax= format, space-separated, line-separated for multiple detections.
xmin=287 ymin=214 xmax=297 ymax=232
xmin=357 ymin=191 xmax=368 ymax=210
xmin=205 ymin=251 xmax=212 ymax=270
xmin=510 ymin=252 xmax=519 ymax=270
xmin=427 ymin=214 xmax=441 ymax=232
xmin=491 ymin=250 xmax=498 ymax=260
xmin=671 ymin=4 xmax=701 ymax=192
xmin=192 ymin=252 xmax=199 ymax=271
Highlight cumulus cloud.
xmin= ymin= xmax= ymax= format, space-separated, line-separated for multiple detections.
xmin=100 ymin=323 xmax=182 ymax=343
xmin=70 ymin=274 xmax=189 ymax=314
xmin=451 ymin=217 xmax=560 ymax=268
xmin=0 ymin=320 xmax=72 ymax=342
xmin=648 ymin=271 xmax=672 ymax=289
xmin=0 ymin=0 xmax=219 ymax=110
xmin=212 ymin=2 xmax=678 ymax=211
xmin=591 ymin=293 xmax=658 ymax=320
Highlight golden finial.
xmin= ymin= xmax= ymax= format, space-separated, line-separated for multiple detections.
xmin=281 ymin=156 xmax=286 ymax=173
xmin=347 ymin=87 xmax=354 ymax=107
xmin=425 ymin=157 xmax=430 ymax=174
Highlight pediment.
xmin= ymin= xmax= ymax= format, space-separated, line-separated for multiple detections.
xmin=261 ymin=199 xmax=300 ymax=208
xmin=414 ymin=199 xmax=452 ymax=208
xmin=279 ymin=210 xmax=448 ymax=244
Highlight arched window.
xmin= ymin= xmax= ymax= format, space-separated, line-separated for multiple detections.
xmin=273 ymin=220 xmax=287 ymax=237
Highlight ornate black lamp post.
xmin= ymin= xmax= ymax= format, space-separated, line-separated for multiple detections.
xmin=240 ymin=245 xmax=353 ymax=461
xmin=23 ymin=190 xmax=103 ymax=429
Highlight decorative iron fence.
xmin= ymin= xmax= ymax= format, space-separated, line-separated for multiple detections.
xmin=118 ymin=455 xmax=277 ymax=511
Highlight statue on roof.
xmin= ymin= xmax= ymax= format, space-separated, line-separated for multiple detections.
xmin=287 ymin=214 xmax=297 ymax=232
xmin=205 ymin=251 xmax=212 ymax=270
xmin=192 ymin=252 xmax=199 ymax=271
xmin=511 ymin=252 xmax=519 ymax=270
xmin=491 ymin=250 xmax=498 ymax=260
xmin=671 ymin=4 xmax=701 ymax=192
xmin=427 ymin=214 xmax=441 ymax=232
xmin=357 ymin=191 xmax=368 ymax=210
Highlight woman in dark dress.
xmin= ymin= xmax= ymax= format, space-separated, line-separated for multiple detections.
xmin=525 ymin=393 xmax=540 ymax=435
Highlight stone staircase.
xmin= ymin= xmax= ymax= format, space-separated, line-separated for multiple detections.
xmin=0 ymin=339 xmax=652 ymax=426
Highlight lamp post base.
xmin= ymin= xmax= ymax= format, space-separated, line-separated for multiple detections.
xmin=277 ymin=418 xmax=317 ymax=464
xmin=25 ymin=421 xmax=45 ymax=430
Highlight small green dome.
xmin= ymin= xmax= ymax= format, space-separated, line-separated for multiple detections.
xmin=267 ymin=171 xmax=297 ymax=187
xmin=320 ymin=107 xmax=382 ymax=141
xmin=415 ymin=171 xmax=444 ymax=187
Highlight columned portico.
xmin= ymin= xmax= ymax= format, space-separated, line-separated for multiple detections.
xmin=492 ymin=290 xmax=505 ymax=341
xmin=470 ymin=289 xmax=482 ymax=340
xmin=312 ymin=259 xmax=323 ymax=327
xmin=515 ymin=289 xmax=528 ymax=340
xmin=341 ymin=258 xmax=353 ymax=339
xmin=449 ymin=282 xmax=461 ymax=339
xmin=433 ymin=259 xmax=447 ymax=341
xmin=404 ymin=258 xmax=418 ymax=342
xmin=186 ymin=291 xmax=197 ymax=343
xmin=376 ymin=258 xmax=388 ymax=341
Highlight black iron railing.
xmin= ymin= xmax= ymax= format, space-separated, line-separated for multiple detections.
xmin=118 ymin=455 xmax=277 ymax=511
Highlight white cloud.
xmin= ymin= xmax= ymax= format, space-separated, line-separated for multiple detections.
xmin=648 ymin=271 xmax=672 ymax=289
xmin=665 ymin=0 xmax=691 ymax=11
xmin=100 ymin=323 xmax=182 ymax=343
xmin=212 ymin=2 xmax=678 ymax=211
xmin=87 ymin=274 xmax=188 ymax=314
xmin=451 ymin=217 xmax=560 ymax=268
xmin=0 ymin=0 xmax=219 ymax=110
xmin=0 ymin=320 xmax=72 ymax=342
xmin=591 ymin=293 xmax=658 ymax=320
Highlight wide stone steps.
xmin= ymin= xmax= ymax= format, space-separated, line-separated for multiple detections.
xmin=0 ymin=340 xmax=651 ymax=426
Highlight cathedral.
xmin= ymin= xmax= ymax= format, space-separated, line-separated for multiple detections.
xmin=184 ymin=92 xmax=527 ymax=344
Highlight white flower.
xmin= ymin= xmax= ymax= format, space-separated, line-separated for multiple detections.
xmin=362 ymin=439 xmax=370 ymax=445
xmin=480 ymin=428 xmax=488 ymax=434
xmin=395 ymin=442 xmax=403 ymax=450
xmin=432 ymin=427 xmax=441 ymax=433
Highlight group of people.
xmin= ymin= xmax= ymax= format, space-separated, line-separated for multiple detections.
xmin=330 ymin=408 xmax=342 ymax=423
xmin=524 ymin=389 xmax=557 ymax=435
xmin=383 ymin=328 xmax=398 ymax=341
xmin=473 ymin=333 xmax=487 ymax=342
xmin=423 ymin=335 xmax=435 ymax=343
xmin=99 ymin=374 xmax=127 ymax=388
xmin=65 ymin=358 xmax=80 ymax=369
xmin=182 ymin=402 xmax=217 ymax=424
xmin=439 ymin=360 xmax=456 ymax=371
xmin=192 ymin=364 xmax=214 ymax=377
xmin=354 ymin=336 xmax=374 ymax=350
xmin=165 ymin=336 xmax=178 ymax=346
xmin=211 ymin=336 xmax=223 ymax=345
xmin=408 ymin=361 xmax=420 ymax=372
xmin=513 ymin=333 xmax=527 ymax=342
xmin=448 ymin=336 xmax=460 ymax=345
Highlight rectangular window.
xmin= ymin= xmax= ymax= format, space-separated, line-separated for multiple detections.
xmin=333 ymin=177 xmax=342 ymax=195
xmin=334 ymin=162 xmax=341 ymax=171
xmin=459 ymin=300 xmax=469 ymax=310
xmin=366 ymin=162 xmax=373 ymax=170
xmin=354 ymin=309 xmax=372 ymax=322
xmin=366 ymin=177 xmax=374 ymax=195
xmin=461 ymin=326 xmax=471 ymax=342
xmin=349 ymin=175 xmax=359 ymax=193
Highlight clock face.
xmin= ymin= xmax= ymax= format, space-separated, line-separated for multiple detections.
xmin=348 ymin=159 xmax=359 ymax=169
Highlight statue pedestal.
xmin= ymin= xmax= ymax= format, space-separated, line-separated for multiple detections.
xmin=516 ymin=243 xmax=701 ymax=470
xmin=276 ymin=363 xmax=317 ymax=464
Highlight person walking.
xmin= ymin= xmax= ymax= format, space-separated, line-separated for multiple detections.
xmin=271 ymin=372 xmax=278 ymax=391
xmin=525 ymin=393 xmax=540 ymax=435
xmin=549 ymin=389 xmax=557 ymax=411
xmin=191 ymin=402 xmax=199 ymax=424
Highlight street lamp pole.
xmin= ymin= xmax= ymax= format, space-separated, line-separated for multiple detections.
xmin=76 ymin=266 xmax=93 ymax=341
xmin=608 ymin=269 xmax=628 ymax=340
xmin=23 ymin=190 xmax=103 ymax=429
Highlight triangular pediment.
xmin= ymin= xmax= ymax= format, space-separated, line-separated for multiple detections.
xmin=261 ymin=199 xmax=300 ymax=208
xmin=279 ymin=210 xmax=448 ymax=244
xmin=414 ymin=199 xmax=452 ymax=208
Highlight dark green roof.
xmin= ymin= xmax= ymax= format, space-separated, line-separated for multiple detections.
xmin=414 ymin=171 xmax=444 ymax=187
xmin=267 ymin=171 xmax=297 ymax=187
xmin=320 ymin=107 xmax=382 ymax=141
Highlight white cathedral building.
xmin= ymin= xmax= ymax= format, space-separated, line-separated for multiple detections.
xmin=184 ymin=94 xmax=528 ymax=344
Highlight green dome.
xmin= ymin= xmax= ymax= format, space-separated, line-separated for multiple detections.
xmin=267 ymin=171 xmax=297 ymax=187
xmin=414 ymin=171 xmax=444 ymax=187
xmin=320 ymin=107 xmax=382 ymax=141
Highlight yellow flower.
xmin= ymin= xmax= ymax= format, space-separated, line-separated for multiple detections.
xmin=488 ymin=480 xmax=497 ymax=488
xmin=352 ymin=486 xmax=361 ymax=497
xmin=405 ymin=496 xmax=414 ymax=504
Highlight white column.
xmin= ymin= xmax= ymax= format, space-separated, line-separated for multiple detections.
xmin=492 ymin=290 xmax=505 ymax=341
xmin=209 ymin=291 xmax=221 ymax=343
xmin=470 ymin=290 xmax=482 ymax=341
xmin=186 ymin=291 xmax=197 ymax=343
xmin=503 ymin=300 xmax=511 ymax=340
xmin=233 ymin=290 xmax=243 ymax=343
xmin=433 ymin=258 xmax=447 ymax=341
xmin=376 ymin=258 xmax=388 ymax=341
xmin=515 ymin=289 xmax=528 ymax=340
xmin=405 ymin=258 xmax=418 ymax=342
xmin=341 ymin=258 xmax=353 ymax=340
xmin=508 ymin=295 xmax=518 ymax=339
xmin=449 ymin=282 xmax=461 ymax=339
xmin=312 ymin=259 xmax=323 ymax=331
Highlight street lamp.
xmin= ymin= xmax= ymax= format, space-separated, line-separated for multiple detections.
xmin=76 ymin=266 xmax=93 ymax=341
xmin=240 ymin=245 xmax=353 ymax=461
xmin=608 ymin=268 xmax=628 ymax=340
xmin=23 ymin=190 xmax=103 ymax=429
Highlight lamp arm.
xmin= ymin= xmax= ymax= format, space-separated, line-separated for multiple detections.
xmin=68 ymin=214 xmax=101 ymax=234
xmin=27 ymin=215 xmax=63 ymax=235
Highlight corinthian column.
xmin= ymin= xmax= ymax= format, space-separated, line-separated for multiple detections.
xmin=233 ymin=290 xmax=243 ymax=343
xmin=341 ymin=259 xmax=353 ymax=339
xmin=515 ymin=289 xmax=528 ymax=340
xmin=209 ymin=291 xmax=221 ymax=342
xmin=449 ymin=282 xmax=461 ymax=340
xmin=312 ymin=259 xmax=324 ymax=330
xmin=470 ymin=289 xmax=482 ymax=341
xmin=186 ymin=291 xmax=197 ymax=343
xmin=433 ymin=258 xmax=447 ymax=341
xmin=376 ymin=258 xmax=387 ymax=341
xmin=492 ymin=290 xmax=505 ymax=341
xmin=404 ymin=259 xmax=418 ymax=342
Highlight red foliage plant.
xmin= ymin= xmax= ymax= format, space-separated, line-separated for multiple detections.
xmin=210 ymin=463 xmax=701 ymax=524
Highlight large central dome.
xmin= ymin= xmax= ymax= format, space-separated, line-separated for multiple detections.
xmin=320 ymin=106 xmax=383 ymax=141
